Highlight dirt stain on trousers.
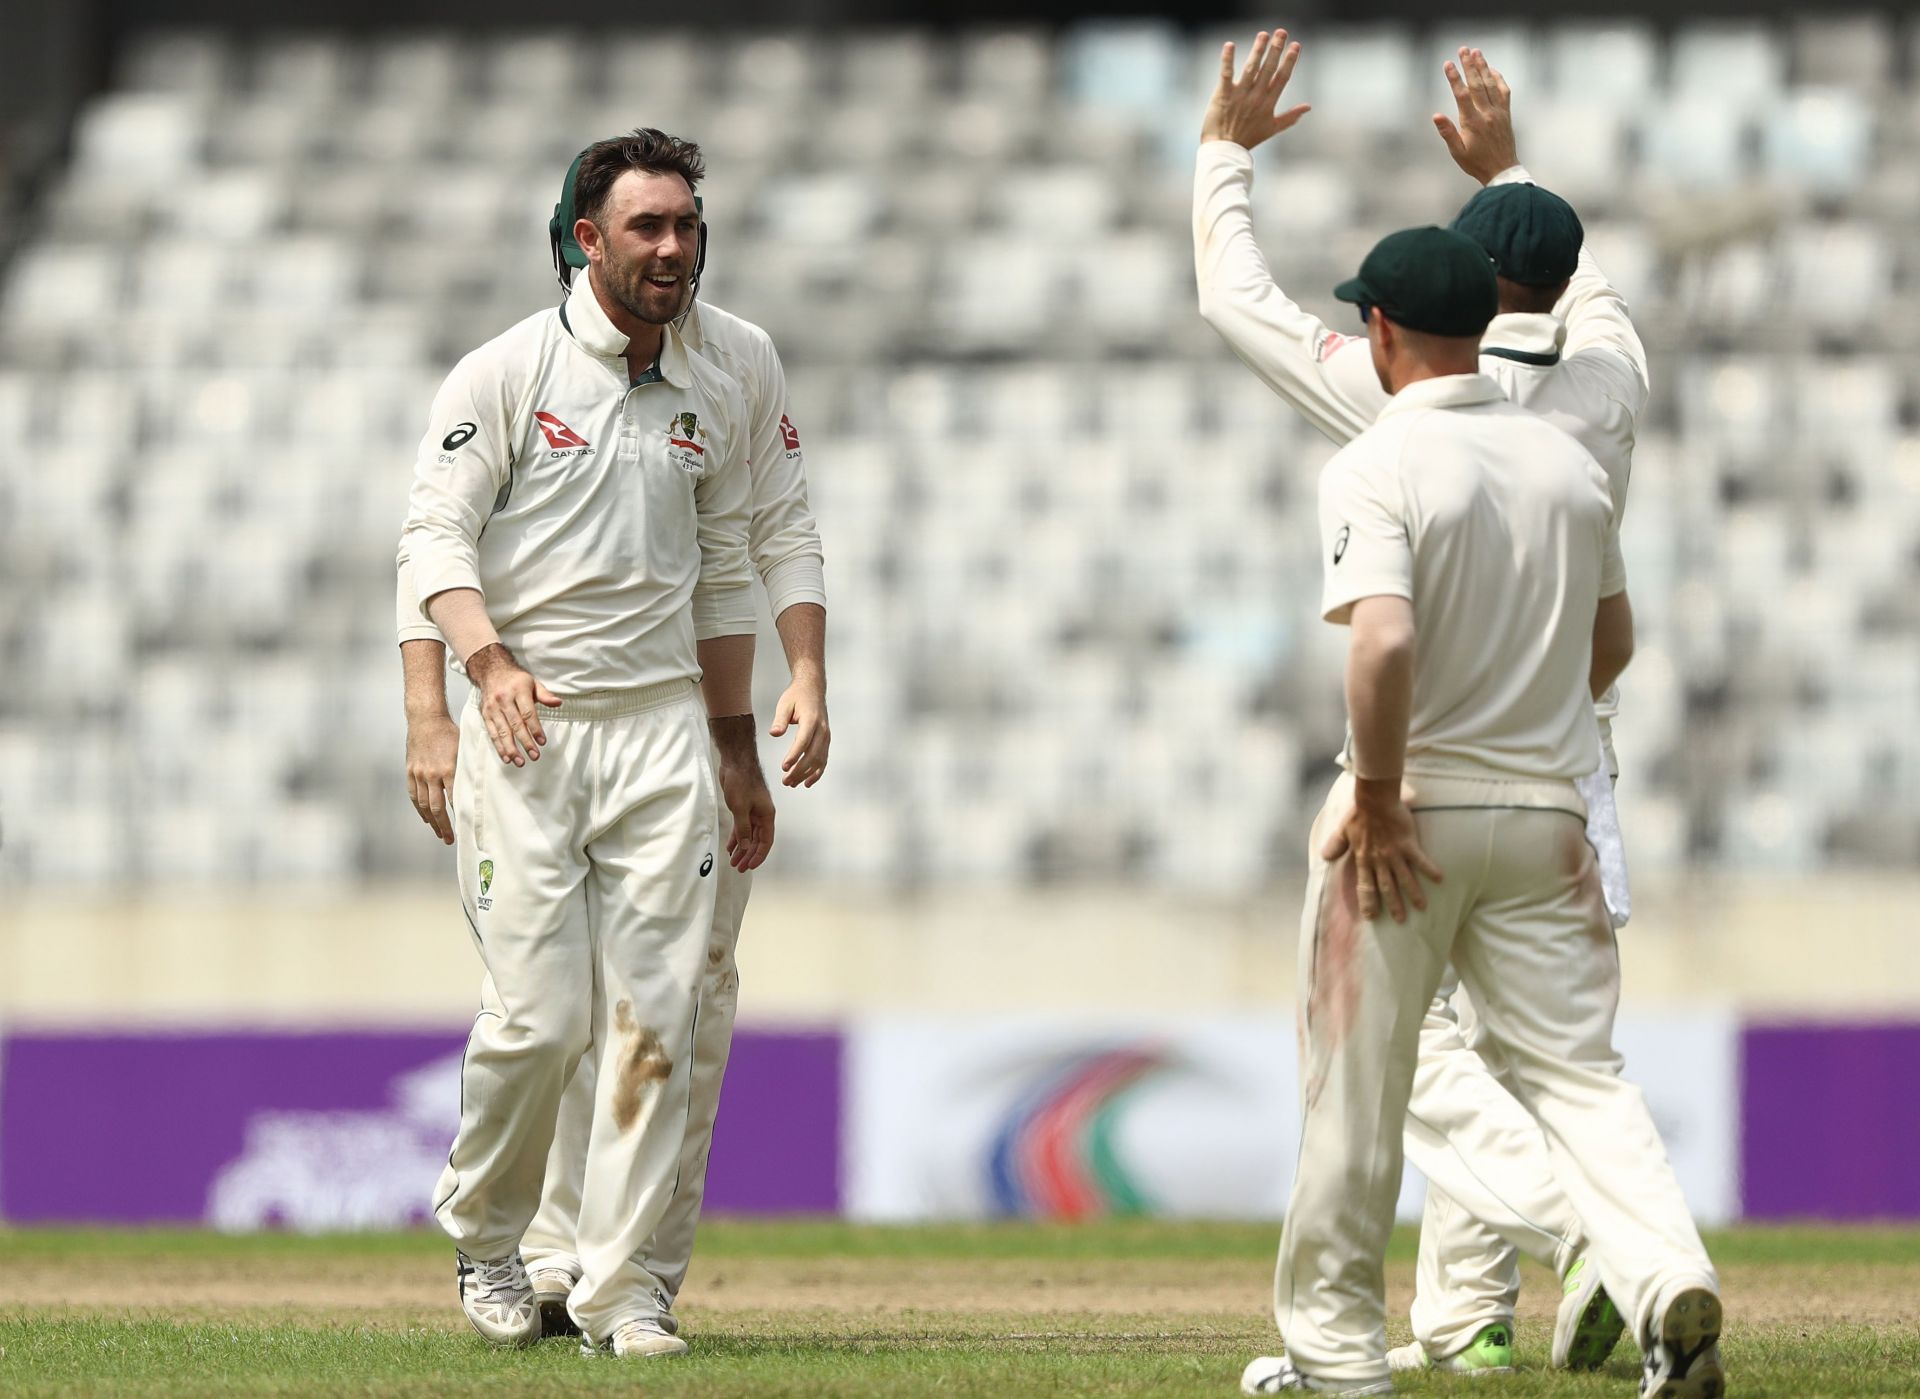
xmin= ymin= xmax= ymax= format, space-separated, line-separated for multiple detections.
xmin=611 ymin=999 xmax=673 ymax=1132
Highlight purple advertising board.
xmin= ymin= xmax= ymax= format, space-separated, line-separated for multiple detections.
xmin=0 ymin=1028 xmax=841 ymax=1226
xmin=1740 ymin=1021 xmax=1920 ymax=1221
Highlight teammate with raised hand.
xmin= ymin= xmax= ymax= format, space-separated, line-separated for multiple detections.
xmin=1201 ymin=32 xmax=1723 ymax=1399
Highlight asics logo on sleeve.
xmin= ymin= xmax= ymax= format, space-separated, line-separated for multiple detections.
xmin=1333 ymin=525 xmax=1351 ymax=564
xmin=442 ymin=421 xmax=478 ymax=451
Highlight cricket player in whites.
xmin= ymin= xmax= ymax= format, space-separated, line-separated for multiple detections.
xmin=1198 ymin=34 xmax=1667 ymax=1382
xmin=398 ymin=130 xmax=778 ymax=1357
xmin=401 ymin=143 xmax=831 ymax=1348
xmin=1227 ymin=218 xmax=1721 ymax=1397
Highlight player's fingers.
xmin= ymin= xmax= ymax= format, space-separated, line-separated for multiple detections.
xmin=1219 ymin=40 xmax=1235 ymax=84
xmin=1433 ymin=113 xmax=1465 ymax=156
xmin=1391 ymin=853 xmax=1428 ymax=912
xmin=1444 ymin=57 xmax=1470 ymax=105
xmin=481 ymin=704 xmax=515 ymax=764
xmin=428 ymin=779 xmax=454 ymax=844
xmin=1411 ymin=840 xmax=1444 ymax=883
xmin=501 ymin=703 xmax=536 ymax=766
xmin=769 ymin=693 xmax=797 ymax=738
xmin=1271 ymin=37 xmax=1300 ymax=92
xmin=1467 ymin=48 xmax=1494 ymax=106
xmin=1273 ymin=103 xmax=1311 ymax=133
xmin=1320 ymin=824 xmax=1351 ymax=861
xmin=515 ymin=692 xmax=546 ymax=753
xmin=533 ymin=681 xmax=563 ymax=709
xmin=1376 ymin=856 xmax=1407 ymax=923
xmin=1244 ymin=30 xmax=1270 ymax=84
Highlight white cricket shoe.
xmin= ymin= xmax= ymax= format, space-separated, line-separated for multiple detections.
xmin=455 ymin=1250 xmax=538 ymax=1348
xmin=528 ymin=1267 xmax=580 ymax=1340
xmin=1640 ymin=1286 xmax=1725 ymax=1399
xmin=582 ymin=1316 xmax=690 ymax=1360
xmin=1241 ymin=1355 xmax=1393 ymax=1395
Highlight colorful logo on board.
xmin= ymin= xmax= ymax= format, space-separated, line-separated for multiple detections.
xmin=986 ymin=1046 xmax=1177 ymax=1219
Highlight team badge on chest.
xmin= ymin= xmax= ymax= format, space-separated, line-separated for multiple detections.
xmin=665 ymin=410 xmax=708 ymax=475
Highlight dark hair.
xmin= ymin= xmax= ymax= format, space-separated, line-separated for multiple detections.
xmin=572 ymin=128 xmax=705 ymax=229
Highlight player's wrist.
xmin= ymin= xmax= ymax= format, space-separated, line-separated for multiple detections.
xmin=1352 ymin=775 xmax=1403 ymax=806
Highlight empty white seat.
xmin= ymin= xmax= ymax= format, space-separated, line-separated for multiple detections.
xmin=1061 ymin=21 xmax=1181 ymax=118
xmin=1670 ymin=23 xmax=1785 ymax=105
xmin=1762 ymin=88 xmax=1873 ymax=197
xmin=1545 ymin=23 xmax=1659 ymax=106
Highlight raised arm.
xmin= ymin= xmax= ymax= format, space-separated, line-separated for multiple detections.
xmin=1194 ymin=30 xmax=1388 ymax=446
xmin=1437 ymin=47 xmax=1648 ymax=414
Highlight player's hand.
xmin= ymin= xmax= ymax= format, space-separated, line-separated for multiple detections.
xmin=1321 ymin=778 xmax=1443 ymax=923
xmin=465 ymin=642 xmax=561 ymax=768
xmin=769 ymin=669 xmax=830 ymax=788
xmin=718 ymin=755 xmax=776 ymax=872
xmin=1434 ymin=46 xmax=1519 ymax=185
xmin=406 ymin=713 xmax=460 ymax=845
xmin=1201 ymin=28 xmax=1311 ymax=150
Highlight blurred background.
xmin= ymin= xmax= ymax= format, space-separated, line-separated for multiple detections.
xmin=1 ymin=1 xmax=1915 ymax=1231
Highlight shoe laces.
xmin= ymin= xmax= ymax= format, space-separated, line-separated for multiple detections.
xmin=458 ymin=1252 xmax=531 ymax=1302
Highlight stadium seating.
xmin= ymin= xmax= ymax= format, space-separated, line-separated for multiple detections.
xmin=1 ymin=20 xmax=1916 ymax=894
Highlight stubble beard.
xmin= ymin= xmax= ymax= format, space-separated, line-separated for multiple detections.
xmin=603 ymin=247 xmax=683 ymax=327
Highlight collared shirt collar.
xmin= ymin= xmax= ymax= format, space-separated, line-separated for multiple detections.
xmin=1480 ymin=311 xmax=1565 ymax=368
xmin=1378 ymin=372 xmax=1509 ymax=419
xmin=561 ymin=269 xmax=693 ymax=388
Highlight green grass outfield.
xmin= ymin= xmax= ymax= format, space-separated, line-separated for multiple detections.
xmin=1 ymin=1221 xmax=1916 ymax=1396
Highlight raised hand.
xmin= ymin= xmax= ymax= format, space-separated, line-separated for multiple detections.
xmin=1201 ymin=28 xmax=1312 ymax=151
xmin=1434 ymin=46 xmax=1519 ymax=185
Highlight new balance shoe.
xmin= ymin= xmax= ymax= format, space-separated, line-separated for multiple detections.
xmin=581 ymin=1316 xmax=689 ymax=1360
xmin=1554 ymin=1256 xmax=1625 ymax=1370
xmin=455 ymin=1251 xmax=538 ymax=1348
xmin=528 ymin=1267 xmax=580 ymax=1340
xmin=1240 ymin=1355 xmax=1394 ymax=1395
xmin=1640 ymin=1286 xmax=1725 ymax=1399
xmin=1384 ymin=1323 xmax=1512 ymax=1375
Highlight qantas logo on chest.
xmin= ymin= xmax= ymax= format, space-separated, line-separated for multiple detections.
xmin=533 ymin=412 xmax=591 ymax=453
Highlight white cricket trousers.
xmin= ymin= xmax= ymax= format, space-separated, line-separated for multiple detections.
xmin=1403 ymin=982 xmax=1582 ymax=1359
xmin=519 ymin=795 xmax=752 ymax=1310
xmin=1399 ymin=733 xmax=1629 ymax=1359
xmin=432 ymin=681 xmax=722 ymax=1345
xmin=1272 ymin=773 xmax=1716 ymax=1387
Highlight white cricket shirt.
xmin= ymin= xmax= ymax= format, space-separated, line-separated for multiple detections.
xmin=397 ymin=297 xmax=826 ymax=651
xmin=398 ymin=268 xmax=755 ymax=695
xmin=1319 ymin=374 xmax=1626 ymax=784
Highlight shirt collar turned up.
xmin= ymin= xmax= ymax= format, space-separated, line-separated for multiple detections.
xmin=1480 ymin=312 xmax=1565 ymax=368
xmin=561 ymin=268 xmax=693 ymax=389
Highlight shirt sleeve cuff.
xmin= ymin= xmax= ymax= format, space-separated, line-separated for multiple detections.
xmin=1488 ymin=164 xmax=1534 ymax=186
xmin=762 ymin=554 xmax=827 ymax=619
xmin=396 ymin=622 xmax=441 ymax=645
xmin=692 ymin=583 xmax=757 ymax=639
xmin=411 ymin=560 xmax=485 ymax=619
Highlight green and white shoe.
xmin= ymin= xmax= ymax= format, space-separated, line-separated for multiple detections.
xmin=1553 ymin=1255 xmax=1626 ymax=1370
xmin=1385 ymin=1322 xmax=1513 ymax=1375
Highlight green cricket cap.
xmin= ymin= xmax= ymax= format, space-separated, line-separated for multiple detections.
xmin=1333 ymin=226 xmax=1498 ymax=338
xmin=551 ymin=148 xmax=591 ymax=271
xmin=1450 ymin=182 xmax=1584 ymax=288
